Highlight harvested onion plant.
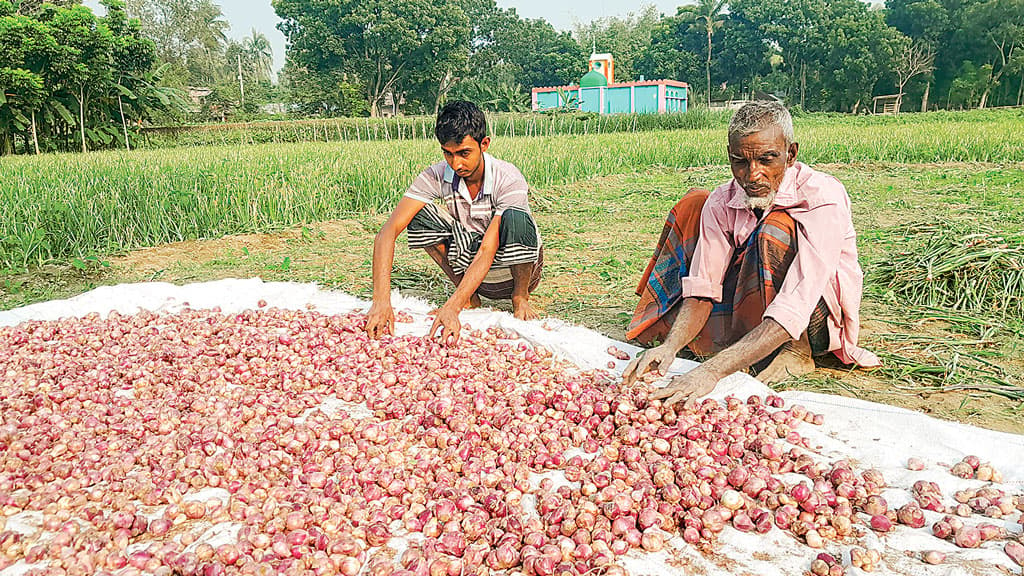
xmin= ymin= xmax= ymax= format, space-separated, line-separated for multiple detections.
xmin=0 ymin=307 xmax=983 ymax=575
xmin=872 ymin=333 xmax=1023 ymax=401
xmin=874 ymin=223 xmax=1024 ymax=323
xmin=870 ymin=223 xmax=1024 ymax=399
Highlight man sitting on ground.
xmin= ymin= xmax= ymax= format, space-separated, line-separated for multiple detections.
xmin=623 ymin=101 xmax=879 ymax=406
xmin=365 ymin=100 xmax=542 ymax=343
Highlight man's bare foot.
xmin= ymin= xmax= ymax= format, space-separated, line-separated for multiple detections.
xmin=756 ymin=337 xmax=815 ymax=385
xmin=512 ymin=298 xmax=539 ymax=321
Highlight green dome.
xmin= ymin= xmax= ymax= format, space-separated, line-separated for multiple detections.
xmin=580 ymin=70 xmax=608 ymax=88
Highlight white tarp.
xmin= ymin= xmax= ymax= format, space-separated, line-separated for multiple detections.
xmin=1 ymin=279 xmax=1022 ymax=576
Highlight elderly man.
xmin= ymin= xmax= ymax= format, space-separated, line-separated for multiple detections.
xmin=365 ymin=100 xmax=542 ymax=344
xmin=623 ymin=101 xmax=879 ymax=406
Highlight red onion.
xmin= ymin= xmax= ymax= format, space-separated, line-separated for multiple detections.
xmin=954 ymin=526 xmax=981 ymax=548
xmin=869 ymin=515 xmax=893 ymax=532
xmin=1006 ymin=541 xmax=1024 ymax=566
xmin=896 ymin=503 xmax=925 ymax=528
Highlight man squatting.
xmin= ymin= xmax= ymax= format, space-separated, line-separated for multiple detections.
xmin=623 ymin=101 xmax=879 ymax=407
xmin=365 ymin=100 xmax=542 ymax=344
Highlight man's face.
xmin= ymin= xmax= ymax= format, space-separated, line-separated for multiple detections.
xmin=727 ymin=126 xmax=798 ymax=199
xmin=441 ymin=135 xmax=490 ymax=180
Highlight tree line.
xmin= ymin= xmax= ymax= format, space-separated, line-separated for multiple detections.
xmin=276 ymin=0 xmax=1024 ymax=116
xmin=0 ymin=0 xmax=277 ymax=154
xmin=0 ymin=0 xmax=172 ymax=154
xmin=1 ymin=0 xmax=1022 ymax=154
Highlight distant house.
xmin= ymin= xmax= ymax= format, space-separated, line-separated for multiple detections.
xmin=187 ymin=86 xmax=213 ymax=110
xmin=532 ymin=53 xmax=689 ymax=114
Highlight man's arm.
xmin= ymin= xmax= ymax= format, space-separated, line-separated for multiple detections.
xmin=366 ymin=196 xmax=426 ymax=338
xmin=652 ymin=318 xmax=791 ymax=407
xmin=622 ymin=297 xmax=713 ymax=385
xmin=428 ymin=215 xmax=502 ymax=344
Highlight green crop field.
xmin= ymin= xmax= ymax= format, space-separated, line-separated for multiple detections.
xmin=2 ymin=109 xmax=1023 ymax=432
xmin=2 ymin=111 xmax=1023 ymax=269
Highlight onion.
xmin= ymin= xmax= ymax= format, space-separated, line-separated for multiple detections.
xmin=953 ymin=526 xmax=981 ymax=548
xmin=896 ymin=503 xmax=925 ymax=528
xmin=1006 ymin=541 xmax=1024 ymax=566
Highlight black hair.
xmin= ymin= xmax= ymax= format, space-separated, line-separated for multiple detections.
xmin=434 ymin=100 xmax=488 ymax=145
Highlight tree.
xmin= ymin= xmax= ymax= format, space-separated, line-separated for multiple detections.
xmin=498 ymin=16 xmax=585 ymax=90
xmin=42 ymin=4 xmax=115 ymax=152
xmin=124 ymin=0 xmax=230 ymax=88
xmin=275 ymin=0 xmax=469 ymax=116
xmin=573 ymin=5 xmax=660 ymax=82
xmin=690 ymin=0 xmax=728 ymax=106
xmin=886 ymin=0 xmax=952 ymax=110
xmin=728 ymin=0 xmax=904 ymax=112
xmin=891 ymin=39 xmax=935 ymax=112
xmin=1 ymin=0 xmax=165 ymax=154
xmin=242 ymin=29 xmax=273 ymax=83
xmin=636 ymin=9 xmax=704 ymax=87
xmin=0 ymin=9 xmax=51 ymax=153
xmin=963 ymin=0 xmax=1024 ymax=108
xmin=102 ymin=0 xmax=156 ymax=149
xmin=280 ymin=62 xmax=366 ymax=117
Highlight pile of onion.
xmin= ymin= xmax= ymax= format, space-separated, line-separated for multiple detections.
xmin=0 ymin=307 xmax=1004 ymax=576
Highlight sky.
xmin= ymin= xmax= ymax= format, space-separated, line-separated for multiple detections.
xmin=82 ymin=1 xmax=685 ymax=75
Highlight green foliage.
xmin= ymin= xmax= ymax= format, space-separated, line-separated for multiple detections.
xmin=962 ymin=0 xmax=1024 ymax=108
xmin=274 ymin=0 xmax=470 ymax=116
xmin=0 ymin=1 xmax=172 ymax=154
xmin=573 ymin=5 xmax=660 ymax=82
xmin=727 ymin=0 xmax=903 ymax=112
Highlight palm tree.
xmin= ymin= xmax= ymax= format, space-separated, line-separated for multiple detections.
xmin=689 ymin=0 xmax=727 ymax=107
xmin=192 ymin=0 xmax=229 ymax=54
xmin=243 ymin=29 xmax=274 ymax=83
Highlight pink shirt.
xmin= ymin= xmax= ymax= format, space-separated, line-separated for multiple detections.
xmin=681 ymin=162 xmax=880 ymax=367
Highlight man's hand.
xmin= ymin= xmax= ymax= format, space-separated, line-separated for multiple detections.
xmin=622 ymin=344 xmax=677 ymax=385
xmin=428 ymin=304 xmax=461 ymax=346
xmin=365 ymin=301 xmax=395 ymax=339
xmin=650 ymin=365 xmax=723 ymax=408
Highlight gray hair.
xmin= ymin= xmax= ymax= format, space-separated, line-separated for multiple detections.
xmin=728 ymin=101 xmax=795 ymax=145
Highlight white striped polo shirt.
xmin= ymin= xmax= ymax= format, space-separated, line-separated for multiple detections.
xmin=404 ymin=153 xmax=532 ymax=234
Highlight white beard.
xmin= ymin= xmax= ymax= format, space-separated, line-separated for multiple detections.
xmin=744 ymin=190 xmax=776 ymax=212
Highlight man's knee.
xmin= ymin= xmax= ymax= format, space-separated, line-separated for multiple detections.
xmin=498 ymin=209 xmax=539 ymax=249
xmin=762 ymin=210 xmax=796 ymax=236
xmin=407 ymin=208 xmax=432 ymax=233
xmin=671 ymin=188 xmax=710 ymax=216
xmin=756 ymin=211 xmax=797 ymax=251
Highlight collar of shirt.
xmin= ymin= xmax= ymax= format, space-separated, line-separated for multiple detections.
xmin=442 ymin=152 xmax=494 ymax=204
xmin=724 ymin=162 xmax=814 ymax=212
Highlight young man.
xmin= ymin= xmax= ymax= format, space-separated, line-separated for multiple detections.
xmin=364 ymin=101 xmax=542 ymax=344
xmin=623 ymin=101 xmax=879 ymax=407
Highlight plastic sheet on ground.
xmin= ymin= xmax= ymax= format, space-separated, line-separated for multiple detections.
xmin=1 ymin=279 xmax=1022 ymax=576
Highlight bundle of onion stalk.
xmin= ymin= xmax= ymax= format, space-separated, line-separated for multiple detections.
xmin=0 ymin=307 xmax=949 ymax=575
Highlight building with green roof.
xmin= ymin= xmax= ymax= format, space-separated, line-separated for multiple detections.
xmin=532 ymin=53 xmax=688 ymax=115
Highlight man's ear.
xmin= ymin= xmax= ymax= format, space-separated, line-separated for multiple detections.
xmin=479 ymin=136 xmax=491 ymax=153
xmin=787 ymin=141 xmax=799 ymax=167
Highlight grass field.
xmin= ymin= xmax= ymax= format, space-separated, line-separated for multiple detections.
xmin=2 ymin=110 xmax=1023 ymax=433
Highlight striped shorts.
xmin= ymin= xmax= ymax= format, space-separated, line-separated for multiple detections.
xmin=407 ymin=203 xmax=543 ymax=300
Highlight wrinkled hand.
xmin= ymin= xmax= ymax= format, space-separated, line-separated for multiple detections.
xmin=428 ymin=304 xmax=461 ymax=346
xmin=650 ymin=365 xmax=723 ymax=408
xmin=365 ymin=301 xmax=395 ymax=339
xmin=622 ymin=344 xmax=677 ymax=386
